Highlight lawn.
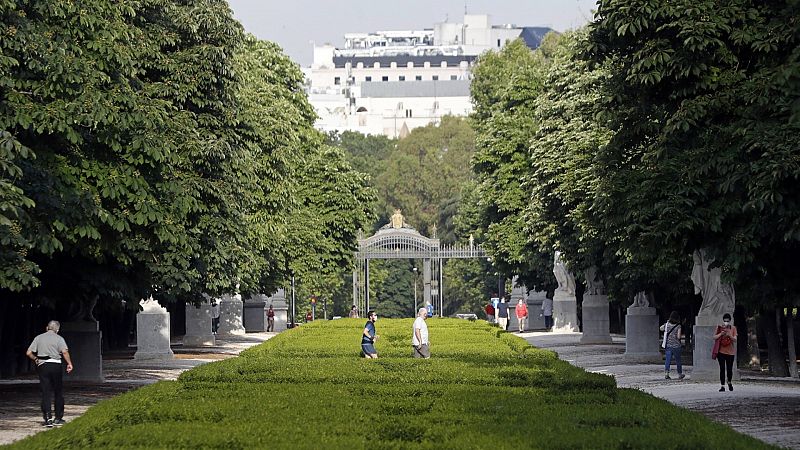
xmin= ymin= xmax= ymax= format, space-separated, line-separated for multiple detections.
xmin=8 ymin=319 xmax=774 ymax=449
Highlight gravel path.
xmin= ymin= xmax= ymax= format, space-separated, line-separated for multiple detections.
xmin=523 ymin=331 xmax=800 ymax=450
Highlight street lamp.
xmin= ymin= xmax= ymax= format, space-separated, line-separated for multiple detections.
xmin=412 ymin=267 xmax=418 ymax=315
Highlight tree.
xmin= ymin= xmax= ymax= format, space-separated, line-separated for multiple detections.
xmin=469 ymin=37 xmax=559 ymax=291
xmin=587 ymin=0 xmax=800 ymax=302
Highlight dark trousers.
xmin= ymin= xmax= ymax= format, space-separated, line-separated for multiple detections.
xmin=544 ymin=315 xmax=553 ymax=330
xmin=38 ymin=363 xmax=64 ymax=420
xmin=717 ymin=353 xmax=735 ymax=384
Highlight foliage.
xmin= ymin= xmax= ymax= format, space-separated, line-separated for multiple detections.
xmin=469 ymin=37 xmax=559 ymax=292
xmin=376 ymin=116 xmax=475 ymax=236
xmin=11 ymin=319 xmax=771 ymax=449
xmin=587 ymin=0 xmax=800 ymax=303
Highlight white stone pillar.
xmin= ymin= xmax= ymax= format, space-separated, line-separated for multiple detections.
xmin=184 ymin=300 xmax=215 ymax=347
xmin=624 ymin=293 xmax=660 ymax=361
xmin=135 ymin=298 xmax=174 ymax=360
xmin=217 ymin=294 xmax=245 ymax=336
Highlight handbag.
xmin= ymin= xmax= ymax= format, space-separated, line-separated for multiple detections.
xmin=661 ymin=323 xmax=679 ymax=349
xmin=711 ymin=326 xmax=722 ymax=360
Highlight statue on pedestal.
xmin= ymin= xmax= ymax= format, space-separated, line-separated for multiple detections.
xmin=553 ymin=251 xmax=576 ymax=295
xmin=691 ymin=250 xmax=735 ymax=318
xmin=630 ymin=291 xmax=651 ymax=308
xmin=584 ymin=266 xmax=605 ymax=295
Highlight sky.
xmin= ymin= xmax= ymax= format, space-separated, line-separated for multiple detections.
xmin=225 ymin=0 xmax=599 ymax=66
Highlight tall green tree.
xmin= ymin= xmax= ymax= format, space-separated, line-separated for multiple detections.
xmin=469 ymin=37 xmax=558 ymax=291
xmin=587 ymin=0 xmax=800 ymax=304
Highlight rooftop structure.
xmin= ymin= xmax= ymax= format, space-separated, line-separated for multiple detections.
xmin=306 ymin=14 xmax=553 ymax=137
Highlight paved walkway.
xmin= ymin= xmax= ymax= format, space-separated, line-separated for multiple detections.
xmin=522 ymin=331 xmax=800 ymax=450
xmin=0 ymin=333 xmax=275 ymax=445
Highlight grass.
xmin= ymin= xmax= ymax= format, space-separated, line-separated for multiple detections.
xmin=7 ymin=318 xmax=775 ymax=449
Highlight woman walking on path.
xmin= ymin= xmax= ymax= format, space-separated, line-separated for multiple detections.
xmin=660 ymin=311 xmax=685 ymax=380
xmin=713 ymin=313 xmax=737 ymax=392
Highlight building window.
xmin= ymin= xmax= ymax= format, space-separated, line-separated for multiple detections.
xmin=365 ymin=76 xmax=372 ymax=82
xmin=399 ymin=76 xmax=405 ymax=81
xmin=382 ymin=76 xmax=389 ymax=81
xmin=334 ymin=77 xmax=341 ymax=85
xmin=405 ymin=109 xmax=413 ymax=118
xmin=432 ymin=75 xmax=439 ymax=81
xmin=450 ymin=75 xmax=458 ymax=80
xmin=497 ymin=39 xmax=501 ymax=47
xmin=415 ymin=75 xmax=422 ymax=81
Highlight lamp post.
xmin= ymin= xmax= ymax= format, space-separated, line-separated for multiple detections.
xmin=413 ymin=267 xmax=418 ymax=314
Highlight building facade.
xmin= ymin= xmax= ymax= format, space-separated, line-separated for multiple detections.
xmin=305 ymin=14 xmax=552 ymax=138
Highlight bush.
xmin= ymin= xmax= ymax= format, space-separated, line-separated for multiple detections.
xmin=10 ymin=319 xmax=772 ymax=449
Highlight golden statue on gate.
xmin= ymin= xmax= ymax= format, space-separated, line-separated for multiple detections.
xmin=390 ymin=209 xmax=405 ymax=229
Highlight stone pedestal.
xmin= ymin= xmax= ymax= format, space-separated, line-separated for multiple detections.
xmin=60 ymin=321 xmax=103 ymax=382
xmin=244 ymin=295 xmax=268 ymax=333
xmin=135 ymin=299 xmax=174 ymax=360
xmin=692 ymin=315 xmax=739 ymax=381
xmin=525 ymin=291 xmax=547 ymax=330
xmin=268 ymin=289 xmax=289 ymax=332
xmin=552 ymin=290 xmax=579 ymax=332
xmin=218 ymin=294 xmax=245 ymax=336
xmin=580 ymin=294 xmax=612 ymax=344
xmin=624 ymin=306 xmax=661 ymax=361
xmin=184 ymin=301 xmax=215 ymax=347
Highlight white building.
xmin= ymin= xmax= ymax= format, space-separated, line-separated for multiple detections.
xmin=306 ymin=14 xmax=552 ymax=138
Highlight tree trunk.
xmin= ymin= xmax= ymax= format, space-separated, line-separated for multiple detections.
xmin=787 ymin=307 xmax=798 ymax=378
xmin=759 ymin=307 xmax=789 ymax=377
xmin=745 ymin=316 xmax=761 ymax=369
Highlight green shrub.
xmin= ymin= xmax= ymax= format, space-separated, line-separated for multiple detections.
xmin=10 ymin=319 xmax=774 ymax=449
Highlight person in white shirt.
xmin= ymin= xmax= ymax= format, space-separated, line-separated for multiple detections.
xmin=26 ymin=320 xmax=73 ymax=427
xmin=412 ymin=307 xmax=430 ymax=359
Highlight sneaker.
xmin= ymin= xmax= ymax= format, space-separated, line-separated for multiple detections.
xmin=719 ymin=386 xmax=726 ymax=392
xmin=665 ymin=373 xmax=671 ymax=379
xmin=728 ymin=383 xmax=733 ymax=391
xmin=678 ymin=373 xmax=686 ymax=380
xmin=42 ymin=419 xmax=53 ymax=428
xmin=52 ymin=419 xmax=66 ymax=426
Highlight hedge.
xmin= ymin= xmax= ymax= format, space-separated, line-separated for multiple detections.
xmin=8 ymin=319 xmax=774 ymax=449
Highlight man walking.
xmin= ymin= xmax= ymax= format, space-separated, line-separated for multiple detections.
xmin=412 ymin=307 xmax=430 ymax=359
xmin=211 ymin=300 xmax=220 ymax=334
xmin=497 ymin=295 xmax=510 ymax=331
xmin=361 ymin=311 xmax=379 ymax=358
xmin=26 ymin=320 xmax=73 ymax=427
xmin=541 ymin=297 xmax=554 ymax=331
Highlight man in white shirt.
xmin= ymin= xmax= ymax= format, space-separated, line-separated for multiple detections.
xmin=26 ymin=320 xmax=73 ymax=427
xmin=412 ymin=307 xmax=430 ymax=359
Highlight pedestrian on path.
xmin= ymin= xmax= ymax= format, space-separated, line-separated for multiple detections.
xmin=712 ymin=313 xmax=737 ymax=392
xmin=25 ymin=320 xmax=74 ymax=427
xmin=484 ymin=302 xmax=495 ymax=324
xmin=361 ymin=311 xmax=379 ymax=358
xmin=541 ymin=297 xmax=553 ymax=331
xmin=211 ymin=300 xmax=220 ymax=334
xmin=267 ymin=304 xmax=275 ymax=332
xmin=497 ymin=295 xmax=510 ymax=331
xmin=515 ymin=298 xmax=528 ymax=332
xmin=412 ymin=307 xmax=430 ymax=359
xmin=349 ymin=305 xmax=359 ymax=319
xmin=660 ymin=311 xmax=685 ymax=380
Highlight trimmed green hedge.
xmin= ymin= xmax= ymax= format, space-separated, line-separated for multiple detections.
xmin=9 ymin=319 xmax=773 ymax=449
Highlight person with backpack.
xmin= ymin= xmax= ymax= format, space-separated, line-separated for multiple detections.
xmin=660 ymin=311 xmax=685 ymax=380
xmin=712 ymin=313 xmax=737 ymax=392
